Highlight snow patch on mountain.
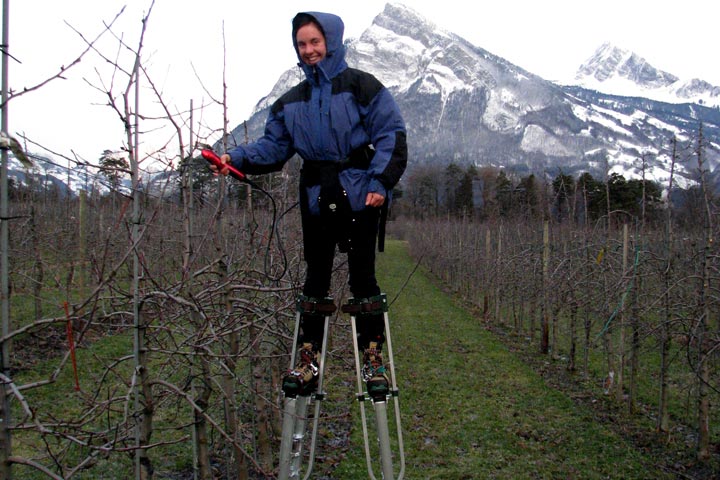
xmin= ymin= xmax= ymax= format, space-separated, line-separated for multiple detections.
xmin=521 ymin=125 xmax=573 ymax=157
xmin=352 ymin=24 xmax=427 ymax=90
xmin=571 ymin=103 xmax=634 ymax=138
xmin=483 ymin=88 xmax=527 ymax=133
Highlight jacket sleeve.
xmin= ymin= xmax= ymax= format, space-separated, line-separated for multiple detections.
xmin=362 ymin=84 xmax=407 ymax=198
xmin=227 ymin=106 xmax=296 ymax=175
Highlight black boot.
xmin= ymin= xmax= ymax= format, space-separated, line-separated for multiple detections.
xmin=362 ymin=341 xmax=389 ymax=400
xmin=282 ymin=343 xmax=319 ymax=397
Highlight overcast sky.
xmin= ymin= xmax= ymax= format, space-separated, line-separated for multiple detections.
xmin=7 ymin=0 xmax=720 ymax=165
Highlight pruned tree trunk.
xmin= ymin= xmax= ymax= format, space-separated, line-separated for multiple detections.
xmin=628 ymin=272 xmax=641 ymax=413
xmin=221 ymin=328 xmax=245 ymax=480
xmin=78 ymin=191 xmax=88 ymax=290
xmin=568 ymin=294 xmax=578 ymax=372
xmin=582 ymin=233 xmax=592 ymax=378
xmin=181 ymin=100 xmax=194 ymax=281
xmin=657 ymin=137 xmax=678 ymax=434
xmin=136 ymin=308 xmax=154 ymax=480
xmin=494 ymin=225 xmax=502 ymax=322
xmin=220 ymin=256 xmax=248 ymax=480
xmin=251 ymin=318 xmax=273 ymax=470
xmin=483 ymin=228 xmax=491 ymax=321
xmin=0 ymin=0 xmax=11 ymax=474
xmin=541 ymin=220 xmax=549 ymax=354
xmin=194 ymin=355 xmax=214 ymax=480
xmin=615 ymin=223 xmax=628 ymax=403
xmin=0 ymin=381 xmax=10 ymax=480
xmin=30 ymin=206 xmax=43 ymax=320
xmin=696 ymin=124 xmax=711 ymax=462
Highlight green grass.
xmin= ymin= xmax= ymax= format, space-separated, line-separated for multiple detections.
xmin=332 ymin=239 xmax=673 ymax=479
xmin=492 ymin=295 xmax=719 ymax=452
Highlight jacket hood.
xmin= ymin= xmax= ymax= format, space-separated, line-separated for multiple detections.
xmin=292 ymin=11 xmax=347 ymax=81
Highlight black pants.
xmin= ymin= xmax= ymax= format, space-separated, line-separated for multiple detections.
xmin=299 ymin=188 xmax=385 ymax=350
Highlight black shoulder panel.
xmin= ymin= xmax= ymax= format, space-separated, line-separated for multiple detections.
xmin=332 ymin=68 xmax=384 ymax=107
xmin=271 ymin=80 xmax=311 ymax=114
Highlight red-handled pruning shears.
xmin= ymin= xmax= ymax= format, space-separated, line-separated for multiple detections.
xmin=201 ymin=149 xmax=246 ymax=182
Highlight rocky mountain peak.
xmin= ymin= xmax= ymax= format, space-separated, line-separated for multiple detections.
xmin=575 ymin=42 xmax=678 ymax=88
xmin=572 ymin=42 xmax=720 ymax=107
xmin=373 ymin=2 xmax=438 ymax=44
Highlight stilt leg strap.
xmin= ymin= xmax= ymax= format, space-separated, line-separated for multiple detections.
xmin=341 ymin=294 xmax=388 ymax=316
xmin=296 ymin=295 xmax=337 ymax=315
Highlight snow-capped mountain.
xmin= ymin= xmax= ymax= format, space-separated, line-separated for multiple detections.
xmin=6 ymin=151 xmax=165 ymax=198
xmin=573 ymin=42 xmax=720 ymax=108
xmin=229 ymin=2 xmax=720 ymax=191
xmin=6 ymin=153 xmax=95 ymax=197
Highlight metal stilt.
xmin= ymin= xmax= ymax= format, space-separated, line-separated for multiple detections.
xmin=346 ymin=294 xmax=405 ymax=480
xmin=278 ymin=297 xmax=334 ymax=480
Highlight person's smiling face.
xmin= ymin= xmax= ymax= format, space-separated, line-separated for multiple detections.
xmin=296 ymin=23 xmax=327 ymax=66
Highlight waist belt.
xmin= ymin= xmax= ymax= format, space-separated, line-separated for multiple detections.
xmin=300 ymin=145 xmax=374 ymax=186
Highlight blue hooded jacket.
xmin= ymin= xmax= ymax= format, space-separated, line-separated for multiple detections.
xmin=227 ymin=11 xmax=407 ymax=216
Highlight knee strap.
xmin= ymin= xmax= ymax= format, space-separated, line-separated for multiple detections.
xmin=296 ymin=295 xmax=337 ymax=315
xmin=341 ymin=294 xmax=388 ymax=317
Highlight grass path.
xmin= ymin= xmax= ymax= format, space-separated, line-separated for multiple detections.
xmin=331 ymin=239 xmax=671 ymax=479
